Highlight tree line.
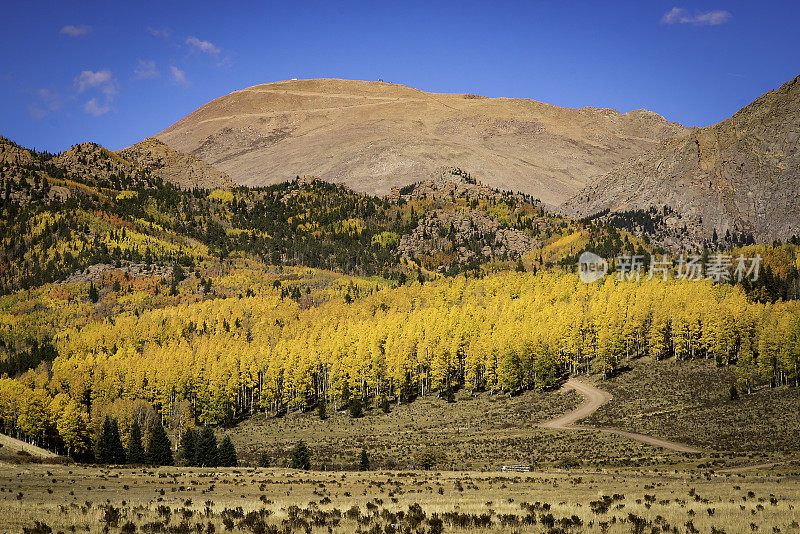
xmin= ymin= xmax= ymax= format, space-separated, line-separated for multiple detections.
xmin=88 ymin=414 xmax=238 ymax=466
xmin=1 ymin=270 xmax=798 ymax=456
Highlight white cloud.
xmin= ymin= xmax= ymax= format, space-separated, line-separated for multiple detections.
xmin=29 ymin=105 xmax=48 ymax=120
xmin=61 ymin=25 xmax=92 ymax=37
xmin=186 ymin=36 xmax=220 ymax=55
xmin=75 ymin=70 xmax=116 ymax=95
xmin=74 ymin=70 xmax=117 ymax=116
xmin=170 ymin=66 xmax=188 ymax=85
xmin=147 ymin=27 xmax=172 ymax=39
xmin=693 ymin=10 xmax=732 ymax=25
xmin=134 ymin=59 xmax=159 ymax=79
xmin=84 ymin=98 xmax=111 ymax=116
xmin=38 ymin=89 xmax=60 ymax=106
xmin=662 ymin=7 xmax=732 ymax=25
xmin=29 ymin=89 xmax=62 ymax=119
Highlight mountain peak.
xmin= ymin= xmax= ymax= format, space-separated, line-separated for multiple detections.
xmin=154 ymin=78 xmax=687 ymax=205
xmin=562 ymin=73 xmax=800 ymax=246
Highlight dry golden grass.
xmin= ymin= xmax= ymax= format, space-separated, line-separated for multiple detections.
xmin=225 ymin=387 xmax=698 ymax=472
xmin=586 ymin=357 xmax=800 ymax=460
xmin=3 ymin=463 xmax=800 ymax=533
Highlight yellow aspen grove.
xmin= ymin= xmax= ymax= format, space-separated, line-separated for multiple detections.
xmin=2 ymin=269 xmax=798 ymax=451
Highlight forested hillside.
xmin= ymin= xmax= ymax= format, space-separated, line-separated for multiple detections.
xmin=2 ymin=268 xmax=799 ymax=458
xmin=1 ymin=136 xmax=596 ymax=293
xmin=1 ymin=134 xmax=799 ymax=461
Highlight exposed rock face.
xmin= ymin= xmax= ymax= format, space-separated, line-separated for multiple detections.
xmin=0 ymin=137 xmax=36 ymax=167
xmin=119 ymin=137 xmax=234 ymax=189
xmin=396 ymin=169 xmax=543 ymax=269
xmin=0 ymin=137 xmax=49 ymax=205
xmin=2 ymin=136 xmax=232 ymax=193
xmin=0 ymin=138 xmax=79 ymax=204
xmin=392 ymin=166 xmax=519 ymax=203
xmin=54 ymin=143 xmax=136 ymax=185
xmin=61 ymin=263 xmax=173 ymax=284
xmin=398 ymin=209 xmax=538 ymax=267
xmin=154 ymin=78 xmax=686 ymax=205
xmin=1 ymin=140 xmax=158 ymax=201
xmin=563 ymin=75 xmax=800 ymax=244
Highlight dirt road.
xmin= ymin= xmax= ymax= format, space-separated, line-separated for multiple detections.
xmin=541 ymin=379 xmax=701 ymax=454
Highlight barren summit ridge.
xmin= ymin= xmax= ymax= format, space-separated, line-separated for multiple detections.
xmin=155 ymin=78 xmax=686 ymax=205
xmin=563 ymin=74 xmax=800 ymax=244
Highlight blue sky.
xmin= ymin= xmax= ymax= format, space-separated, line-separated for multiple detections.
xmin=1 ymin=1 xmax=798 ymax=153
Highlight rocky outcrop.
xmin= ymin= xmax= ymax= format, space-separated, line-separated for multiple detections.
xmin=393 ymin=166 xmax=509 ymax=203
xmin=54 ymin=142 xmax=141 ymax=187
xmin=0 ymin=137 xmax=73 ymax=205
xmin=395 ymin=168 xmax=543 ymax=268
xmin=1 ymin=140 xmax=156 ymax=203
xmin=61 ymin=263 xmax=173 ymax=284
xmin=0 ymin=137 xmax=36 ymax=167
xmin=119 ymin=137 xmax=234 ymax=189
xmin=563 ymin=74 xmax=800 ymax=245
xmin=398 ymin=210 xmax=539 ymax=268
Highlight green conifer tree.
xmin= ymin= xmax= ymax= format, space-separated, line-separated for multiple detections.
xmin=195 ymin=427 xmax=218 ymax=467
xmin=108 ymin=419 xmax=126 ymax=464
xmin=126 ymin=420 xmax=145 ymax=464
xmin=178 ymin=428 xmax=196 ymax=466
xmin=94 ymin=416 xmax=112 ymax=464
xmin=218 ymin=435 xmax=238 ymax=467
xmin=146 ymin=420 xmax=173 ymax=466
xmin=358 ymin=448 xmax=370 ymax=471
xmin=89 ymin=282 xmax=99 ymax=303
xmin=349 ymin=396 xmax=363 ymax=418
xmin=95 ymin=417 xmax=125 ymax=464
xmin=290 ymin=440 xmax=311 ymax=470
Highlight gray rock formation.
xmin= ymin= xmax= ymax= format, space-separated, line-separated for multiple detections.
xmin=563 ymin=74 xmax=800 ymax=245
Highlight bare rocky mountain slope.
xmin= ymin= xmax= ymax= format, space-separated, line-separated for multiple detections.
xmin=119 ymin=137 xmax=233 ymax=189
xmin=563 ymin=75 xmax=800 ymax=245
xmin=1 ymin=136 xmax=230 ymax=200
xmin=154 ymin=78 xmax=686 ymax=205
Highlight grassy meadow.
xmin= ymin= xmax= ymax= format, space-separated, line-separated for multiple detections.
xmin=3 ymin=463 xmax=800 ymax=533
xmin=585 ymin=357 xmax=800 ymax=458
xmin=5 ymin=346 xmax=800 ymax=533
xmin=225 ymin=385 xmax=692 ymax=472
